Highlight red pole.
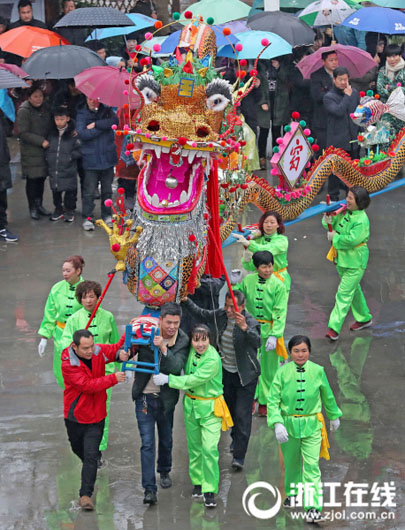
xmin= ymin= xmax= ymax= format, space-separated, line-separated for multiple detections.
xmin=326 ymin=194 xmax=333 ymax=232
xmin=85 ymin=271 xmax=116 ymax=329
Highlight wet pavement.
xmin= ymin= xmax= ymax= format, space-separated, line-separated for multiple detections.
xmin=1 ymin=148 xmax=404 ymax=529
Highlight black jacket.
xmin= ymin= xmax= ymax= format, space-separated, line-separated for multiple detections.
xmin=0 ymin=116 xmax=11 ymax=192
xmin=131 ymin=328 xmax=190 ymax=411
xmin=324 ymin=85 xmax=360 ymax=151
xmin=310 ymin=67 xmax=333 ymax=130
xmin=183 ymin=299 xmax=261 ymax=386
xmin=46 ymin=120 xmax=81 ymax=192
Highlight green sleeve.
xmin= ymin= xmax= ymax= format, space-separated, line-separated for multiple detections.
xmin=271 ymin=282 xmax=288 ymax=338
xmin=169 ymin=356 xmax=220 ymax=391
xmin=333 ymin=218 xmax=368 ymax=250
xmin=321 ymin=214 xmax=341 ymax=231
xmin=38 ymin=289 xmax=57 ymax=338
xmin=267 ymin=370 xmax=284 ymax=428
xmin=234 ymin=278 xmax=247 ymax=296
xmin=109 ymin=314 xmax=120 ymax=343
xmin=319 ymin=368 xmax=343 ymax=420
xmin=248 ymin=236 xmax=288 ymax=257
xmin=60 ymin=316 xmax=75 ymax=350
xmin=241 ymin=257 xmax=256 ymax=272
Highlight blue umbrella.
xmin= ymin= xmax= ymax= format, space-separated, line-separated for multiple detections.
xmin=86 ymin=13 xmax=155 ymax=41
xmin=341 ymin=7 xmax=405 ymax=34
xmin=160 ymin=26 xmax=239 ymax=54
xmin=217 ymin=30 xmax=292 ymax=60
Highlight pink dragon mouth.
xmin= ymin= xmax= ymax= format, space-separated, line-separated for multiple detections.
xmin=137 ymin=145 xmax=211 ymax=214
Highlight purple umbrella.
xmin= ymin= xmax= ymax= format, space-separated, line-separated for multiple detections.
xmin=297 ymin=44 xmax=377 ymax=79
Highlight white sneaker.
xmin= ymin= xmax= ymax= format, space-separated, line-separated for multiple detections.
xmin=82 ymin=219 xmax=95 ymax=231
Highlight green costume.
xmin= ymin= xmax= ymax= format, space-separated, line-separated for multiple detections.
xmin=38 ymin=278 xmax=83 ymax=388
xmin=323 ymin=209 xmax=372 ymax=333
xmin=61 ymin=306 xmax=119 ymax=452
xmin=169 ymin=345 xmax=223 ymax=494
xmin=268 ymin=360 xmax=342 ymax=512
xmin=236 ymin=272 xmax=288 ymax=405
xmin=242 ymin=233 xmax=291 ymax=292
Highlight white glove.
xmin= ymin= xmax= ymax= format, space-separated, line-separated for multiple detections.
xmin=232 ymin=233 xmax=249 ymax=246
xmin=242 ymin=248 xmax=253 ymax=263
xmin=153 ymin=373 xmax=169 ymax=386
xmin=275 ymin=423 xmax=289 ymax=443
xmin=323 ymin=214 xmax=333 ymax=225
xmin=38 ymin=338 xmax=47 ymax=357
xmin=230 ymin=269 xmax=242 ymax=284
xmin=327 ymin=230 xmax=336 ymax=242
xmin=251 ymin=229 xmax=262 ymax=239
xmin=330 ymin=418 xmax=340 ymax=432
xmin=265 ymin=336 xmax=277 ymax=351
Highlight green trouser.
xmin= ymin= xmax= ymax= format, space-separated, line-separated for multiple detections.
xmin=328 ymin=266 xmax=372 ymax=334
xmin=256 ymin=342 xmax=280 ymax=405
xmin=184 ymin=399 xmax=222 ymax=494
xmin=53 ymin=327 xmax=65 ymax=389
xmin=99 ymin=363 xmax=115 ymax=452
xmin=281 ymin=428 xmax=322 ymax=512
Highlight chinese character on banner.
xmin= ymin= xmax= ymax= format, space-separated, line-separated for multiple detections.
xmin=274 ymin=124 xmax=312 ymax=190
xmin=370 ymin=482 xmax=397 ymax=508
xmin=343 ymin=481 xmax=369 ymax=507
xmin=289 ymin=140 xmax=303 ymax=172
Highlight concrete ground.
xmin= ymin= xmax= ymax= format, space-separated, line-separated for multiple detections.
xmin=1 ymin=145 xmax=404 ymax=529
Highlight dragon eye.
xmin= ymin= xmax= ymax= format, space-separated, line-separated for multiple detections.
xmin=141 ymin=87 xmax=159 ymax=105
xmin=206 ymin=93 xmax=229 ymax=112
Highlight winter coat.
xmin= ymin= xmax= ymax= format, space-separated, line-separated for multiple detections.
xmin=46 ymin=120 xmax=81 ymax=192
xmin=76 ymin=103 xmax=118 ymax=170
xmin=62 ymin=335 xmax=125 ymax=424
xmin=0 ymin=116 xmax=11 ymax=192
xmin=183 ymin=299 xmax=262 ymax=387
xmin=17 ymin=100 xmax=52 ymax=178
xmin=257 ymin=62 xmax=291 ymax=128
xmin=310 ymin=67 xmax=333 ymax=131
xmin=324 ymin=85 xmax=359 ymax=152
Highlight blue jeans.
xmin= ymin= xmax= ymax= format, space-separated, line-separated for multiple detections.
xmin=135 ymin=394 xmax=174 ymax=492
xmin=82 ymin=167 xmax=113 ymax=219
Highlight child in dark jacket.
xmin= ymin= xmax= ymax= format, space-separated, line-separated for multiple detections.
xmin=46 ymin=107 xmax=81 ymax=222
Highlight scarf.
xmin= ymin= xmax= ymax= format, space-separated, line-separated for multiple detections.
xmin=385 ymin=57 xmax=405 ymax=81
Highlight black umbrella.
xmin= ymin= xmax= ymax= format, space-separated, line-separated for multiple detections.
xmin=248 ymin=11 xmax=315 ymax=47
xmin=22 ymin=45 xmax=106 ymax=79
xmin=54 ymin=7 xmax=135 ymax=28
xmin=0 ymin=69 xmax=29 ymax=89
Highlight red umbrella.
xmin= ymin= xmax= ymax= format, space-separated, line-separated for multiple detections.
xmin=0 ymin=27 xmax=70 ymax=58
xmin=0 ymin=63 xmax=29 ymax=78
xmin=74 ymin=66 xmax=141 ymax=109
xmin=297 ymin=44 xmax=377 ymax=79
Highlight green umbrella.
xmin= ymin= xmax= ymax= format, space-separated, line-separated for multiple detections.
xmin=373 ymin=0 xmax=405 ymax=7
xmin=299 ymin=0 xmax=360 ymax=27
xmin=180 ymin=0 xmax=251 ymax=25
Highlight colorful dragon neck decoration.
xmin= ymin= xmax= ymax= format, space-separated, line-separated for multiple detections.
xmin=98 ymin=16 xmax=405 ymax=308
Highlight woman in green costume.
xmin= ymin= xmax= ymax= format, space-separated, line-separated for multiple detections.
xmin=233 ymin=210 xmax=290 ymax=292
xmin=268 ymin=335 xmax=342 ymax=524
xmin=153 ymin=324 xmax=233 ymax=509
xmin=61 ymin=280 xmax=119 ymax=461
xmin=38 ymin=255 xmax=85 ymax=388
xmin=323 ymin=186 xmax=372 ymax=341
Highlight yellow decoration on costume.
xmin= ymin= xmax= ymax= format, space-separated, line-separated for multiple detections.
xmin=164 ymin=68 xmax=174 ymax=78
xmin=198 ymin=67 xmax=208 ymax=78
xmin=185 ymin=393 xmax=234 ymax=431
xmin=316 ymin=413 xmax=330 ymax=460
xmin=326 ymin=245 xmax=337 ymax=262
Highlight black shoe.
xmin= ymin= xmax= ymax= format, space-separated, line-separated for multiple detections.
xmin=160 ymin=472 xmax=172 ymax=489
xmin=306 ymin=508 xmax=325 ymax=523
xmin=0 ymin=228 xmax=18 ymax=242
xmin=283 ymin=496 xmax=296 ymax=508
xmin=97 ymin=453 xmax=103 ymax=469
xmin=204 ymin=492 xmax=217 ymax=508
xmin=192 ymin=485 xmax=203 ymax=498
xmin=231 ymin=458 xmax=244 ymax=471
xmin=38 ymin=205 xmax=51 ymax=216
xmin=143 ymin=489 xmax=157 ymax=505
xmin=50 ymin=209 xmax=64 ymax=221
xmin=30 ymin=208 xmax=40 ymax=220
xmin=64 ymin=211 xmax=75 ymax=222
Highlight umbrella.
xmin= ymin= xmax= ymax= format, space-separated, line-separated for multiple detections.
xmin=180 ymin=0 xmax=251 ymax=25
xmin=0 ymin=63 xmax=28 ymax=78
xmin=54 ymin=7 xmax=134 ymax=29
xmin=160 ymin=25 xmax=239 ymax=54
xmin=22 ymin=45 xmax=106 ymax=79
xmin=85 ymin=13 xmax=155 ymax=42
xmin=215 ymin=20 xmax=249 ymax=33
xmin=297 ymin=43 xmax=377 ymax=78
xmin=250 ymin=0 xmax=315 ymax=16
xmin=298 ymin=0 xmax=359 ymax=27
xmin=341 ymin=7 xmax=405 ymax=34
xmin=0 ymin=69 xmax=29 ymax=89
xmin=75 ymin=66 xmax=141 ymax=109
xmin=139 ymin=36 xmax=171 ymax=57
xmin=217 ymin=30 xmax=292 ymax=60
xmin=0 ymin=27 xmax=70 ymax=58
xmin=373 ymin=0 xmax=405 ymax=8
xmin=248 ymin=11 xmax=315 ymax=46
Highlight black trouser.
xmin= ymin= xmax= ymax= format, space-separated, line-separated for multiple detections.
xmin=25 ymin=177 xmax=46 ymax=210
xmin=0 ymin=189 xmax=7 ymax=229
xmin=65 ymin=418 xmax=104 ymax=497
xmin=52 ymin=190 xmax=76 ymax=212
xmin=258 ymin=124 xmax=284 ymax=158
xmin=328 ymin=146 xmax=359 ymax=201
xmin=117 ymin=178 xmax=136 ymax=200
xmin=223 ymin=369 xmax=257 ymax=462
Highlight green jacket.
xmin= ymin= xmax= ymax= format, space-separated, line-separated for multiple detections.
xmin=267 ymin=360 xmax=342 ymax=438
xmin=169 ymin=345 xmax=223 ymax=419
xmin=322 ymin=209 xmax=369 ymax=269
xmin=38 ymin=278 xmax=84 ymax=342
xmin=236 ymin=272 xmax=288 ymax=339
xmin=17 ymin=100 xmax=52 ymax=178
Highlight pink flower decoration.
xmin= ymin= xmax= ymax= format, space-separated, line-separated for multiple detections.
xmin=303 ymin=128 xmax=311 ymax=136
xmin=145 ymin=132 xmax=151 ymax=138
xmin=285 ymin=194 xmax=291 ymax=201
xmin=235 ymin=43 xmax=243 ymax=52
xmin=104 ymin=199 xmax=113 ymax=207
xmin=136 ymin=128 xmax=142 ymax=134
xmin=191 ymin=142 xmax=197 ymax=147
xmin=261 ymin=38 xmax=269 ymax=46
xmin=145 ymin=32 xmax=153 ymax=40
xmin=276 ymin=191 xmax=283 ymax=199
xmin=162 ymin=136 xmax=167 ymax=141
xmin=270 ymin=168 xmax=278 ymax=176
xmin=125 ymin=150 xmax=130 ymax=156
xmin=153 ymin=43 xmax=161 ymax=52
xmin=111 ymin=124 xmax=117 ymax=130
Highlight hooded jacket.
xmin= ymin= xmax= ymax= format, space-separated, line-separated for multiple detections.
xmin=46 ymin=119 xmax=81 ymax=192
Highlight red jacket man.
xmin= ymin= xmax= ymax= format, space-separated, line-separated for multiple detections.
xmin=61 ymin=329 xmax=128 ymax=510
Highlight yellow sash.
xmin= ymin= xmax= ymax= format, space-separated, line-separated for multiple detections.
xmin=255 ymin=320 xmax=289 ymax=360
xmin=289 ymin=412 xmax=330 ymax=460
xmin=185 ymin=393 xmax=234 ymax=431
xmin=327 ymin=242 xmax=366 ymax=263
xmin=56 ymin=321 xmax=66 ymax=329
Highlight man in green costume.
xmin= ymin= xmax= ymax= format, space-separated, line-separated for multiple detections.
xmin=61 ymin=280 xmax=119 ymax=462
xmin=235 ymin=250 xmax=288 ymax=416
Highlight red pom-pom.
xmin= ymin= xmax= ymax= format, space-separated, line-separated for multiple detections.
xmin=154 ymin=20 xmax=163 ymax=29
xmin=237 ymin=70 xmax=247 ymax=78
xmin=375 ymin=94 xmax=380 ymax=99
xmin=203 ymin=213 xmax=209 ymax=220
xmin=240 ymin=59 xmax=247 ymax=66
xmin=184 ymin=10 xmax=193 ymax=19
xmin=249 ymin=69 xmax=257 ymax=77
xmin=112 ymin=243 xmax=121 ymax=252
xmin=126 ymin=143 xmax=134 ymax=150
xmin=360 ymin=91 xmax=366 ymax=97
xmin=123 ymin=103 xmax=129 ymax=109
xmin=291 ymin=111 xmax=300 ymax=119
xmin=117 ymin=187 xmax=125 ymax=195
xmin=178 ymin=137 xmax=187 ymax=145
xmin=140 ymin=58 xmax=148 ymax=67
xmin=188 ymin=234 xmax=196 ymax=242
xmin=104 ymin=199 xmax=113 ymax=207
xmin=312 ymin=144 xmax=319 ymax=152
xmin=124 ymin=79 xmax=129 ymax=85
xmin=223 ymin=27 xmax=231 ymax=36
xmin=358 ymin=135 xmax=364 ymax=142
xmin=135 ymin=44 xmax=142 ymax=52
